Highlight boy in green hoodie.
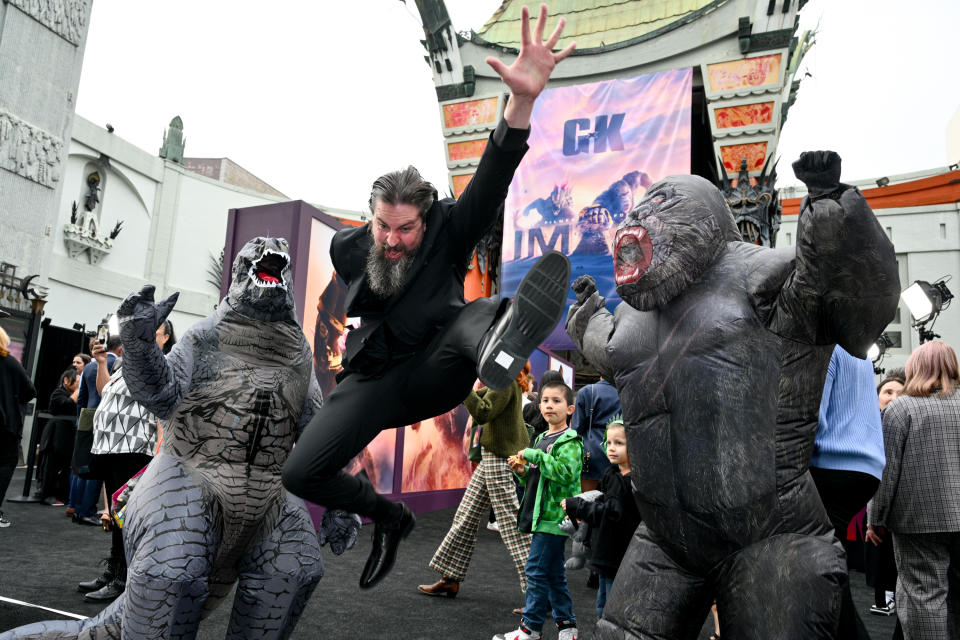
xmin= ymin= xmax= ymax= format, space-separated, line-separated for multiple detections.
xmin=495 ymin=380 xmax=583 ymax=640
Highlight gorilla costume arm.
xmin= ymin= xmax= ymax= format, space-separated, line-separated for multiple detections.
xmin=766 ymin=151 xmax=900 ymax=355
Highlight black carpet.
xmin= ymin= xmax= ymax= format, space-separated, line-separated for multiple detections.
xmin=1 ymin=467 xmax=898 ymax=638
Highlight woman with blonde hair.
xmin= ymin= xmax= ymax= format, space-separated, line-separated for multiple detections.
xmin=867 ymin=341 xmax=960 ymax=639
xmin=0 ymin=326 xmax=38 ymax=526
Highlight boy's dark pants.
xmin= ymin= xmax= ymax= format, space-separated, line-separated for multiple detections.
xmin=283 ymin=299 xmax=498 ymax=521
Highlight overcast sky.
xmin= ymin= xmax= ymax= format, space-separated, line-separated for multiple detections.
xmin=75 ymin=0 xmax=960 ymax=211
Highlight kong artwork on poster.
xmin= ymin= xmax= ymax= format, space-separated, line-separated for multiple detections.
xmin=501 ymin=68 xmax=692 ymax=349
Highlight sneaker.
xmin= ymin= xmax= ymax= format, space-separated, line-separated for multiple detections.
xmin=558 ymin=626 xmax=579 ymax=640
xmin=557 ymin=620 xmax=578 ymax=640
xmin=493 ymin=624 xmax=541 ymax=640
xmin=0 ymin=511 xmax=9 ymax=527
xmin=869 ymin=603 xmax=895 ymax=616
xmin=477 ymin=251 xmax=570 ymax=390
xmin=487 ymin=520 xmax=500 ymax=531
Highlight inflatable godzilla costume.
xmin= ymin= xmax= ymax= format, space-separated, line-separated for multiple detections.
xmin=566 ymin=152 xmax=900 ymax=639
xmin=2 ymin=237 xmax=349 ymax=640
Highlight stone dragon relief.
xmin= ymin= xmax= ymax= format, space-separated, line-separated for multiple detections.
xmin=9 ymin=0 xmax=90 ymax=46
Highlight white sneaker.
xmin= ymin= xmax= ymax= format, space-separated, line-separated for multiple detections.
xmin=493 ymin=624 xmax=540 ymax=640
xmin=487 ymin=520 xmax=500 ymax=531
xmin=0 ymin=511 xmax=10 ymax=527
xmin=558 ymin=625 xmax=578 ymax=640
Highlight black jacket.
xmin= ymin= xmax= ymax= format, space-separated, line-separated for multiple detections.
xmin=0 ymin=353 xmax=36 ymax=436
xmin=332 ymin=120 xmax=529 ymax=376
xmin=564 ymin=465 xmax=642 ymax=578
xmin=41 ymin=386 xmax=77 ymax=457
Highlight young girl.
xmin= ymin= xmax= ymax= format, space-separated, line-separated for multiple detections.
xmin=562 ymin=418 xmax=641 ymax=619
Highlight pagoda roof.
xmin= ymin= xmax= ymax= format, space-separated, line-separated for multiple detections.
xmin=474 ymin=0 xmax=721 ymax=52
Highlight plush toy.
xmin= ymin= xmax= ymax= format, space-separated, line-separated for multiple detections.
xmin=1 ymin=237 xmax=357 ymax=640
xmin=560 ymin=489 xmax=602 ymax=570
xmin=566 ymin=152 xmax=900 ymax=640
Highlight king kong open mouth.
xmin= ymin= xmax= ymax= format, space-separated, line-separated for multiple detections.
xmin=251 ymin=250 xmax=289 ymax=288
xmin=614 ymin=225 xmax=653 ymax=285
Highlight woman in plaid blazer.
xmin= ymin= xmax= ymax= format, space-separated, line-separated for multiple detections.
xmin=867 ymin=341 xmax=960 ymax=639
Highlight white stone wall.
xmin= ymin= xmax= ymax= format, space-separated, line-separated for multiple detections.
xmin=0 ymin=0 xmax=91 ymax=285
xmin=777 ymin=201 xmax=960 ymax=371
xmin=43 ymin=115 xmax=286 ymax=335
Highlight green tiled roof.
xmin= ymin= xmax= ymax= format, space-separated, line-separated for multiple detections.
xmin=476 ymin=0 xmax=719 ymax=50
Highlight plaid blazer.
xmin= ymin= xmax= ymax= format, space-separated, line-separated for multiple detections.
xmin=867 ymin=390 xmax=960 ymax=533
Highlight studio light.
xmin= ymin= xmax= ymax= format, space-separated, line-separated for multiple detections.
xmin=867 ymin=333 xmax=894 ymax=375
xmin=901 ymin=278 xmax=954 ymax=343
xmin=875 ymin=176 xmax=890 ymax=187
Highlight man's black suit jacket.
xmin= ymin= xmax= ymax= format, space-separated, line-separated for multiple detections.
xmin=331 ymin=120 xmax=530 ymax=376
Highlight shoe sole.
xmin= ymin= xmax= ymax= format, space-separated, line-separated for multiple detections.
xmin=417 ymin=586 xmax=458 ymax=598
xmin=479 ymin=251 xmax=570 ymax=389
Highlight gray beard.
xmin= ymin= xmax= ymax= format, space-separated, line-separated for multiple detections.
xmin=365 ymin=244 xmax=415 ymax=298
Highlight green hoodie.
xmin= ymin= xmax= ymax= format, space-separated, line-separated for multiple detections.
xmin=518 ymin=427 xmax=583 ymax=536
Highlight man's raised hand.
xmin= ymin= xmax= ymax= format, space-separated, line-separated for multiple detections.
xmin=486 ymin=4 xmax=576 ymax=128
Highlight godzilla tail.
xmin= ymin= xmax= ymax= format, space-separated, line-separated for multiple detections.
xmin=0 ymin=596 xmax=122 ymax=640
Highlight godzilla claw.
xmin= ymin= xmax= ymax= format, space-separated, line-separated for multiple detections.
xmin=117 ymin=285 xmax=180 ymax=349
xmin=318 ymin=509 xmax=362 ymax=556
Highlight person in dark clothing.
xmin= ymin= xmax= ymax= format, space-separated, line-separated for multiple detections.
xmin=0 ymin=325 xmax=37 ymax=527
xmin=282 ymin=5 xmax=576 ymax=591
xmin=572 ymin=377 xmax=620 ymax=492
xmin=563 ymin=419 xmax=641 ymax=619
xmin=39 ymin=368 xmax=79 ymax=504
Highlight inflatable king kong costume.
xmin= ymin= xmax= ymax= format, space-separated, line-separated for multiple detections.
xmin=0 ymin=237 xmax=362 ymax=640
xmin=566 ymin=151 xmax=900 ymax=640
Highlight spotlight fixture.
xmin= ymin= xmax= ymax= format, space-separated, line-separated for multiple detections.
xmin=901 ymin=278 xmax=954 ymax=343
xmin=875 ymin=176 xmax=890 ymax=187
xmin=867 ymin=333 xmax=894 ymax=375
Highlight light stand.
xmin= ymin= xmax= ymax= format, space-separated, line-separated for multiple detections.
xmin=901 ymin=279 xmax=954 ymax=344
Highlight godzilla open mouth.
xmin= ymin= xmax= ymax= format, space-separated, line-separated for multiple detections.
xmin=614 ymin=226 xmax=653 ymax=285
xmin=250 ymin=250 xmax=289 ymax=290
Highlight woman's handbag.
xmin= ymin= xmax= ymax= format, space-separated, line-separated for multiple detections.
xmin=72 ymin=407 xmax=104 ymax=479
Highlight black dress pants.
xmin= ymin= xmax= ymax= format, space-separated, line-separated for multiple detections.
xmin=102 ymin=452 xmax=153 ymax=563
xmin=810 ymin=467 xmax=881 ymax=640
xmin=283 ymin=298 xmax=499 ymax=521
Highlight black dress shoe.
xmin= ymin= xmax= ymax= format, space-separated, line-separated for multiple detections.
xmin=83 ymin=578 xmax=124 ymax=602
xmin=359 ymin=504 xmax=415 ymax=589
xmin=78 ymin=558 xmax=115 ymax=593
xmin=74 ymin=514 xmax=101 ymax=526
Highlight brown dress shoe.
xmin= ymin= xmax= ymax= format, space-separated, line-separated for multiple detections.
xmin=417 ymin=577 xmax=460 ymax=598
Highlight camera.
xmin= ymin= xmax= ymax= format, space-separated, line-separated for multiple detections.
xmin=96 ymin=323 xmax=109 ymax=344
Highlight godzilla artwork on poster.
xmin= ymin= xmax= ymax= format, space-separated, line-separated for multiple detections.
xmin=501 ymin=68 xmax=692 ymax=349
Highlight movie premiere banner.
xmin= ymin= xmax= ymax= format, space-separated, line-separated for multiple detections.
xmin=501 ymin=68 xmax=692 ymax=349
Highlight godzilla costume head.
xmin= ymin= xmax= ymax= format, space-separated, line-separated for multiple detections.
xmin=613 ymin=174 xmax=741 ymax=311
xmin=227 ymin=237 xmax=296 ymax=322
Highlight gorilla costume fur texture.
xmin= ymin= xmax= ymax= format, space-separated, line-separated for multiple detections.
xmin=566 ymin=152 xmax=900 ymax=640
xmin=0 ymin=237 xmax=352 ymax=640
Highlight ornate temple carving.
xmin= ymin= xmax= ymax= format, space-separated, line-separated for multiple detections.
xmin=8 ymin=0 xmax=90 ymax=46
xmin=0 ymin=109 xmax=63 ymax=189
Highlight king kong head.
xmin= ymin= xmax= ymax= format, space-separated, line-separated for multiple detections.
xmin=613 ymin=174 xmax=741 ymax=311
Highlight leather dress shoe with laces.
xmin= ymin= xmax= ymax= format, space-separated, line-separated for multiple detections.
xmin=84 ymin=577 xmax=124 ymax=602
xmin=418 ymin=576 xmax=460 ymax=598
xmin=359 ymin=503 xmax=415 ymax=589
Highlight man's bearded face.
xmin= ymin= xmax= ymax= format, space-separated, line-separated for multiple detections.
xmin=365 ymin=201 xmax=425 ymax=298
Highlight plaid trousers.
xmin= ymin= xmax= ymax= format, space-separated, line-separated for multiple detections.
xmin=429 ymin=447 xmax=532 ymax=592
xmin=892 ymin=531 xmax=960 ymax=640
